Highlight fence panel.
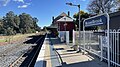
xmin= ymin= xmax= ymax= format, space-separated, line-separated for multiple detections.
xmin=109 ymin=29 xmax=120 ymax=67
xmin=73 ymin=30 xmax=120 ymax=67
xmin=74 ymin=31 xmax=101 ymax=56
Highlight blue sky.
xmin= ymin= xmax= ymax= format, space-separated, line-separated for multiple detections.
xmin=0 ymin=0 xmax=90 ymax=28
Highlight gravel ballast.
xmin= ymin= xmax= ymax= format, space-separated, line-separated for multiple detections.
xmin=0 ymin=38 xmax=36 ymax=67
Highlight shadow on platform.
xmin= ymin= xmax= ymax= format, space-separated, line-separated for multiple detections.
xmin=34 ymin=60 xmax=46 ymax=67
xmin=56 ymin=60 xmax=92 ymax=67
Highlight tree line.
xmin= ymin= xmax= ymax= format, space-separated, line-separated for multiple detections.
xmin=0 ymin=11 xmax=40 ymax=35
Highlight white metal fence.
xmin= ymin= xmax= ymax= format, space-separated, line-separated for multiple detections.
xmin=73 ymin=30 xmax=100 ymax=55
xmin=109 ymin=29 xmax=120 ymax=67
xmin=73 ymin=29 xmax=120 ymax=67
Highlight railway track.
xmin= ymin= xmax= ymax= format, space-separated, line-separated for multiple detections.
xmin=9 ymin=46 xmax=33 ymax=67
xmin=9 ymin=53 xmax=25 ymax=67
xmin=9 ymin=35 xmax=46 ymax=67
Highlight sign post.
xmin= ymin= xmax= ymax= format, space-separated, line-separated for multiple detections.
xmin=83 ymin=13 xmax=110 ymax=67
xmin=107 ymin=13 xmax=110 ymax=67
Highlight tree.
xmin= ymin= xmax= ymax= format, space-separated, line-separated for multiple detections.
xmin=19 ymin=13 xmax=33 ymax=33
xmin=0 ymin=19 xmax=4 ymax=34
xmin=116 ymin=0 xmax=120 ymax=11
xmin=87 ymin=0 xmax=117 ymax=14
xmin=2 ymin=11 xmax=16 ymax=35
xmin=73 ymin=10 xmax=90 ymax=30
xmin=19 ymin=13 xmax=40 ymax=34
xmin=32 ymin=17 xmax=41 ymax=31
xmin=0 ymin=11 xmax=40 ymax=35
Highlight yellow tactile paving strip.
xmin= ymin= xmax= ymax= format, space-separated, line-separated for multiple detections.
xmin=44 ymin=40 xmax=52 ymax=67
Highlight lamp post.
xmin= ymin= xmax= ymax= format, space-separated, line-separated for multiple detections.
xmin=66 ymin=3 xmax=81 ymax=52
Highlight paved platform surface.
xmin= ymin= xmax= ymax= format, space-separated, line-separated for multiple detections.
xmin=50 ymin=38 xmax=109 ymax=67
xmin=36 ymin=37 xmax=110 ymax=67
xmin=39 ymin=38 xmax=61 ymax=67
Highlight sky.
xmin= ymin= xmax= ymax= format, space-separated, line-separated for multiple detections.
xmin=0 ymin=0 xmax=90 ymax=28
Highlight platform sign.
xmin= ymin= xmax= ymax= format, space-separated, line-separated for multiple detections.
xmin=83 ymin=13 xmax=110 ymax=67
xmin=84 ymin=14 xmax=108 ymax=27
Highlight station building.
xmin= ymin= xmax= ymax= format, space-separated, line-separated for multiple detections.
xmin=48 ymin=12 xmax=75 ymax=40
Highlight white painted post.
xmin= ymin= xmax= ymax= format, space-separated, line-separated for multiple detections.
xmin=115 ymin=30 xmax=117 ymax=67
xmin=113 ymin=31 xmax=115 ymax=66
xmin=100 ymin=36 xmax=103 ymax=61
xmin=83 ymin=20 xmax=85 ymax=54
xmin=73 ymin=30 xmax=75 ymax=46
xmin=60 ymin=31 xmax=65 ymax=42
xmin=107 ymin=13 xmax=110 ymax=67
xmin=58 ymin=31 xmax=60 ymax=38
xmin=110 ymin=31 xmax=112 ymax=65
xmin=117 ymin=29 xmax=120 ymax=66
xmin=66 ymin=31 xmax=69 ymax=45
xmin=89 ymin=32 xmax=92 ymax=50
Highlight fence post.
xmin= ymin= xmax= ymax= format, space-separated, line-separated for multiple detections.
xmin=66 ymin=31 xmax=69 ymax=45
xmin=58 ymin=31 xmax=60 ymax=38
xmin=73 ymin=30 xmax=75 ymax=46
xmin=107 ymin=14 xmax=110 ymax=67
xmin=100 ymin=36 xmax=103 ymax=61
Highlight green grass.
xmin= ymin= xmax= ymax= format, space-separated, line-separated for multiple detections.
xmin=0 ymin=39 xmax=6 ymax=42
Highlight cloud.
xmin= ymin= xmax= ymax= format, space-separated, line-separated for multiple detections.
xmin=73 ymin=0 xmax=86 ymax=3
xmin=13 ymin=0 xmax=24 ymax=3
xmin=3 ymin=0 xmax=11 ymax=6
xmin=26 ymin=3 xmax=31 ymax=5
xmin=81 ymin=0 xmax=86 ymax=1
xmin=17 ymin=2 xmax=31 ymax=8
xmin=0 ymin=0 xmax=31 ymax=8
xmin=0 ymin=0 xmax=11 ymax=6
xmin=18 ymin=4 xmax=28 ymax=8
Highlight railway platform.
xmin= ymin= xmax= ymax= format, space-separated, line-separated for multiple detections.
xmin=35 ymin=36 xmax=109 ymax=67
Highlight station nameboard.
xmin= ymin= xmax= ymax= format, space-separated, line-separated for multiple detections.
xmin=84 ymin=13 xmax=108 ymax=27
